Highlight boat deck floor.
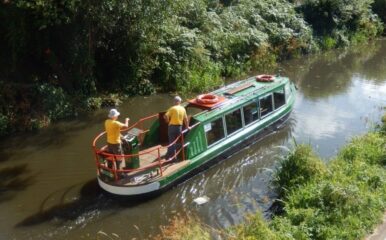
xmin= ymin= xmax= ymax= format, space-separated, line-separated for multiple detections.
xmin=138 ymin=144 xmax=168 ymax=167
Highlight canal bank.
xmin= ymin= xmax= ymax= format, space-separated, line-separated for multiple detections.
xmin=157 ymin=115 xmax=386 ymax=239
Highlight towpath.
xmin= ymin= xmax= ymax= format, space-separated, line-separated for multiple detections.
xmin=367 ymin=213 xmax=386 ymax=240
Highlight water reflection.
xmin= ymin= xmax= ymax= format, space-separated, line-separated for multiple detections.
xmin=0 ymin=164 xmax=35 ymax=203
xmin=284 ymin=40 xmax=384 ymax=99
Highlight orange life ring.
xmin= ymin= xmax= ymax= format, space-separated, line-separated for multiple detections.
xmin=256 ymin=74 xmax=274 ymax=82
xmin=196 ymin=94 xmax=219 ymax=104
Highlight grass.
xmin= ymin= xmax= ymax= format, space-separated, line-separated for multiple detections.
xmin=156 ymin=117 xmax=386 ymax=240
xmin=154 ymin=215 xmax=211 ymax=240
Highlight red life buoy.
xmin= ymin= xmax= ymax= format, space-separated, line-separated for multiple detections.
xmin=256 ymin=74 xmax=274 ymax=82
xmin=196 ymin=94 xmax=219 ymax=104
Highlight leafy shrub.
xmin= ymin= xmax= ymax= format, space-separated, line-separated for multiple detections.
xmin=100 ymin=94 xmax=122 ymax=107
xmin=161 ymin=124 xmax=386 ymax=240
xmin=339 ymin=133 xmax=386 ymax=165
xmin=372 ymin=0 xmax=386 ymax=32
xmin=29 ymin=117 xmax=50 ymax=131
xmin=271 ymin=131 xmax=386 ymax=239
xmin=228 ymin=213 xmax=278 ymax=240
xmin=273 ymin=144 xmax=327 ymax=197
xmin=124 ymin=79 xmax=156 ymax=96
xmin=178 ymin=60 xmax=223 ymax=93
xmin=36 ymin=83 xmax=73 ymax=121
xmin=154 ymin=215 xmax=211 ymax=240
xmin=320 ymin=36 xmax=337 ymax=50
xmin=0 ymin=113 xmax=10 ymax=137
xmin=300 ymin=0 xmax=383 ymax=47
xmin=381 ymin=113 xmax=386 ymax=135
xmin=85 ymin=97 xmax=103 ymax=110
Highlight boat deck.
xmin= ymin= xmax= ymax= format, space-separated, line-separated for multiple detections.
xmin=138 ymin=144 xmax=167 ymax=167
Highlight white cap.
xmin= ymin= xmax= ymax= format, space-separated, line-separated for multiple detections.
xmin=108 ymin=109 xmax=120 ymax=118
xmin=174 ymin=96 xmax=182 ymax=102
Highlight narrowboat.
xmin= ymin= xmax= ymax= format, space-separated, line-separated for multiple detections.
xmin=92 ymin=74 xmax=296 ymax=196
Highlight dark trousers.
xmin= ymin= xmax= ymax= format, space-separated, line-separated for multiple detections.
xmin=107 ymin=143 xmax=124 ymax=169
xmin=165 ymin=125 xmax=182 ymax=160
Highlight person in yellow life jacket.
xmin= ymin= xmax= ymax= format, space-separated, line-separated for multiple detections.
xmin=105 ymin=109 xmax=130 ymax=169
xmin=163 ymin=96 xmax=190 ymax=161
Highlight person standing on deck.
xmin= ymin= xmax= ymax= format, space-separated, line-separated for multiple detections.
xmin=105 ymin=109 xmax=130 ymax=169
xmin=164 ymin=96 xmax=190 ymax=161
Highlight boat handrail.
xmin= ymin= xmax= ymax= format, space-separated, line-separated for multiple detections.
xmin=93 ymin=120 xmax=200 ymax=181
xmin=92 ymin=114 xmax=159 ymax=148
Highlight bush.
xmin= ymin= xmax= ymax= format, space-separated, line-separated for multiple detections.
xmin=157 ymin=124 xmax=386 ymax=240
xmin=339 ymin=133 xmax=386 ymax=165
xmin=228 ymin=213 xmax=278 ymax=240
xmin=124 ymin=79 xmax=156 ymax=96
xmin=320 ymin=36 xmax=337 ymax=50
xmin=273 ymin=144 xmax=327 ymax=197
xmin=0 ymin=113 xmax=10 ymax=137
xmin=154 ymin=215 xmax=211 ymax=240
xmin=36 ymin=83 xmax=73 ymax=121
xmin=300 ymin=0 xmax=383 ymax=47
xmin=381 ymin=113 xmax=386 ymax=135
xmin=373 ymin=0 xmax=386 ymax=33
xmin=271 ymin=131 xmax=386 ymax=239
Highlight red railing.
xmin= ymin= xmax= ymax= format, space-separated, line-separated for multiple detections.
xmin=92 ymin=115 xmax=199 ymax=182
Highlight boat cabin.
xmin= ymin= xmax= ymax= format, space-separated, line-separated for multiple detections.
xmin=92 ymin=75 xmax=295 ymax=194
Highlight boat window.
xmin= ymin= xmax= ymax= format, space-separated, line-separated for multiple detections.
xmin=273 ymin=87 xmax=285 ymax=109
xmin=243 ymin=101 xmax=259 ymax=125
xmin=205 ymin=118 xmax=225 ymax=146
xmin=259 ymin=94 xmax=273 ymax=118
xmin=225 ymin=109 xmax=242 ymax=135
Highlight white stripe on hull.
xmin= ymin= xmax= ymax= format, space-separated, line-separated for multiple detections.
xmin=98 ymin=177 xmax=160 ymax=195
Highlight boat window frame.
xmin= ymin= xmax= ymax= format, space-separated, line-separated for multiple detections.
xmin=284 ymin=82 xmax=291 ymax=102
xmin=259 ymin=93 xmax=274 ymax=119
xmin=242 ymin=100 xmax=260 ymax=127
xmin=204 ymin=116 xmax=226 ymax=148
xmin=272 ymin=85 xmax=286 ymax=111
xmin=224 ymin=108 xmax=244 ymax=137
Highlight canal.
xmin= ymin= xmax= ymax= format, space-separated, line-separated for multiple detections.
xmin=1 ymin=39 xmax=386 ymax=239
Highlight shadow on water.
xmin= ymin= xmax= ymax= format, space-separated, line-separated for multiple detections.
xmin=0 ymin=110 xmax=106 ymax=164
xmin=0 ymin=151 xmax=11 ymax=163
xmin=0 ymin=164 xmax=35 ymax=203
xmin=15 ymin=179 xmax=157 ymax=228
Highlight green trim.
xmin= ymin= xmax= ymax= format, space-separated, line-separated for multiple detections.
xmin=158 ymin=80 xmax=295 ymax=187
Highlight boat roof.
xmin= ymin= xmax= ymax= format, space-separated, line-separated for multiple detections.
xmin=188 ymin=75 xmax=289 ymax=122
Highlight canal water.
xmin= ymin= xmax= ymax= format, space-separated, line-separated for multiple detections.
xmin=1 ymin=39 xmax=386 ymax=240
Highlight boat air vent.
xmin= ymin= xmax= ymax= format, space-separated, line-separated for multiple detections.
xmin=225 ymin=82 xmax=255 ymax=95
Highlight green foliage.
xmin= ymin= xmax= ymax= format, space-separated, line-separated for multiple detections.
xmin=155 ymin=215 xmax=211 ymax=240
xmin=273 ymin=144 xmax=327 ymax=197
xmin=228 ymin=213 xmax=279 ymax=240
xmin=155 ymin=119 xmax=386 ymax=240
xmin=300 ymin=0 xmax=383 ymax=47
xmin=36 ymin=83 xmax=73 ymax=120
xmin=85 ymin=97 xmax=103 ymax=110
xmin=124 ymin=79 xmax=156 ymax=96
xmin=0 ymin=113 xmax=10 ymax=137
xmin=0 ymin=0 xmax=384 ymax=135
xmin=178 ymin=61 xmax=223 ymax=93
xmin=339 ymin=133 xmax=386 ymax=165
xmin=373 ymin=0 xmax=386 ymax=32
xmin=320 ymin=36 xmax=337 ymax=50
xmin=381 ymin=113 xmax=386 ymax=135
xmin=270 ymin=131 xmax=386 ymax=239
